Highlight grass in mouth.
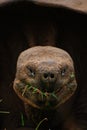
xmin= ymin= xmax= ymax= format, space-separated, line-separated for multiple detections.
xmin=22 ymin=84 xmax=58 ymax=100
xmin=70 ymin=72 xmax=75 ymax=79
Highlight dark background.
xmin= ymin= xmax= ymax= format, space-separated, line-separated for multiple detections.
xmin=0 ymin=1 xmax=87 ymax=129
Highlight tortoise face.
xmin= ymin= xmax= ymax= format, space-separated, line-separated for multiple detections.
xmin=13 ymin=46 xmax=77 ymax=109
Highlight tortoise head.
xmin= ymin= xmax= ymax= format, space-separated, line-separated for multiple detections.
xmin=13 ymin=46 xmax=77 ymax=109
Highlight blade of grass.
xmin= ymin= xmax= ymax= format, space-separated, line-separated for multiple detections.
xmin=35 ymin=118 xmax=48 ymax=130
xmin=22 ymin=85 xmax=29 ymax=96
xmin=0 ymin=99 xmax=3 ymax=102
xmin=20 ymin=113 xmax=25 ymax=127
xmin=51 ymin=93 xmax=58 ymax=99
xmin=0 ymin=111 xmax=10 ymax=114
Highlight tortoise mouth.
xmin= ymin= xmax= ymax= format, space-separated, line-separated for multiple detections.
xmin=14 ymin=82 xmax=62 ymax=108
xmin=32 ymin=85 xmax=63 ymax=108
xmin=35 ymin=87 xmax=63 ymax=109
xmin=14 ymin=79 xmax=77 ymax=109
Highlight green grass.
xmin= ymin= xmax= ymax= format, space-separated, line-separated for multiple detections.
xmin=35 ymin=118 xmax=48 ymax=130
xmin=22 ymin=84 xmax=58 ymax=100
xmin=20 ymin=113 xmax=48 ymax=130
xmin=20 ymin=113 xmax=25 ymax=126
xmin=70 ymin=72 xmax=75 ymax=78
xmin=0 ymin=111 xmax=10 ymax=114
xmin=0 ymin=99 xmax=10 ymax=114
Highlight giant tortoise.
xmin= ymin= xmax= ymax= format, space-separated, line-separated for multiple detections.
xmin=0 ymin=0 xmax=87 ymax=130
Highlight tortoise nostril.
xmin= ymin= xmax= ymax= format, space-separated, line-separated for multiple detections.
xmin=50 ymin=73 xmax=54 ymax=78
xmin=44 ymin=73 xmax=49 ymax=79
xmin=43 ymin=72 xmax=55 ymax=80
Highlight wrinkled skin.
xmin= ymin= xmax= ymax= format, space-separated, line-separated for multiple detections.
xmin=13 ymin=46 xmax=77 ymax=130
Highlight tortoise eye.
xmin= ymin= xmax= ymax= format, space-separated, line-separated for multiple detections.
xmin=26 ymin=66 xmax=35 ymax=77
xmin=61 ymin=68 xmax=66 ymax=76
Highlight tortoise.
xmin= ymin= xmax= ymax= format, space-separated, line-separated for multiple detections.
xmin=0 ymin=0 xmax=87 ymax=130
xmin=33 ymin=0 xmax=87 ymax=13
xmin=0 ymin=0 xmax=87 ymax=13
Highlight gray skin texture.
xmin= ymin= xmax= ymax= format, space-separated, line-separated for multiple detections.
xmin=13 ymin=46 xmax=77 ymax=130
